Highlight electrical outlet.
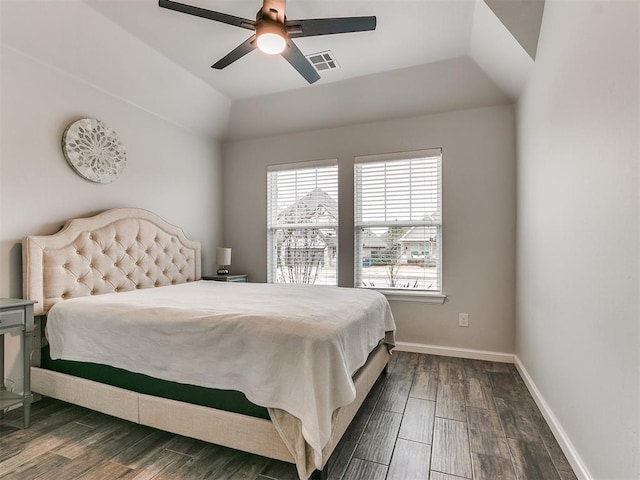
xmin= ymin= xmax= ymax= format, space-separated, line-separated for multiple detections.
xmin=459 ymin=313 xmax=469 ymax=327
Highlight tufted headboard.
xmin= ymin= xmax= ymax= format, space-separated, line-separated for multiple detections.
xmin=23 ymin=208 xmax=202 ymax=316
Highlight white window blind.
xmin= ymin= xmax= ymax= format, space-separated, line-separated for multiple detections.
xmin=267 ymin=160 xmax=338 ymax=285
xmin=354 ymin=149 xmax=442 ymax=292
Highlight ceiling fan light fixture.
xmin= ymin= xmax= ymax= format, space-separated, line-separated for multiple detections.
xmin=256 ymin=20 xmax=287 ymax=55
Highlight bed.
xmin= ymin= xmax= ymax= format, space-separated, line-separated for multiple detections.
xmin=22 ymin=207 xmax=395 ymax=480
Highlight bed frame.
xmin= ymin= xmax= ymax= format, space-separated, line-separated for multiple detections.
xmin=23 ymin=207 xmax=390 ymax=479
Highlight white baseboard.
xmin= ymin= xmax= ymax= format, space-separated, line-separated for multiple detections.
xmin=394 ymin=341 xmax=515 ymax=363
xmin=514 ymin=356 xmax=593 ymax=480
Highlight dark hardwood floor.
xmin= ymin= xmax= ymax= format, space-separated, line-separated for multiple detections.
xmin=0 ymin=352 xmax=578 ymax=479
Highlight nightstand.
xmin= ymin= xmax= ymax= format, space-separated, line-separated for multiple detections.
xmin=203 ymin=274 xmax=249 ymax=283
xmin=0 ymin=298 xmax=36 ymax=428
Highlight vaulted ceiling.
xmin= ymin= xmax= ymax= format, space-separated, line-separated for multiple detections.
xmin=88 ymin=0 xmax=540 ymax=102
xmin=1 ymin=0 xmax=543 ymax=140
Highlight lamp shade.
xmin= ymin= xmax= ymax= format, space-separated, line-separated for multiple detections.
xmin=216 ymin=247 xmax=232 ymax=266
xmin=257 ymin=32 xmax=286 ymax=54
xmin=256 ymin=19 xmax=287 ymax=55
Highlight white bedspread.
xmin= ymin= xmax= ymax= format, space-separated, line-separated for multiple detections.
xmin=46 ymin=280 xmax=395 ymax=476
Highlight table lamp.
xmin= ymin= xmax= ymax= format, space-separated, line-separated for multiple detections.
xmin=216 ymin=247 xmax=231 ymax=275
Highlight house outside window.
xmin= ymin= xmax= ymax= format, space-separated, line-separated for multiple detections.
xmin=267 ymin=160 xmax=338 ymax=285
xmin=354 ymin=149 xmax=442 ymax=293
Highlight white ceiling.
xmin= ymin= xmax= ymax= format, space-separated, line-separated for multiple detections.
xmin=87 ymin=0 xmax=482 ymax=100
xmin=1 ymin=0 xmax=537 ymax=140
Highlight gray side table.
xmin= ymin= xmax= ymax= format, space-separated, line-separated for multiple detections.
xmin=203 ymin=274 xmax=248 ymax=283
xmin=0 ymin=298 xmax=36 ymax=428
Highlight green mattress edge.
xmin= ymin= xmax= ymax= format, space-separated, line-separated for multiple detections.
xmin=40 ymin=345 xmax=270 ymax=420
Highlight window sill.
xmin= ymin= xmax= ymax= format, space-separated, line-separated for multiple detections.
xmin=377 ymin=290 xmax=447 ymax=304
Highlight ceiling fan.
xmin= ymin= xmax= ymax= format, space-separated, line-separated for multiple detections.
xmin=158 ymin=0 xmax=376 ymax=84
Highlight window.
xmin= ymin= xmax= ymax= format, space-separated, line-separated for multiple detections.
xmin=354 ymin=149 xmax=442 ymax=293
xmin=267 ymin=160 xmax=338 ymax=285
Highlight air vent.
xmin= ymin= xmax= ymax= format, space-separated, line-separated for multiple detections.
xmin=305 ymin=51 xmax=339 ymax=72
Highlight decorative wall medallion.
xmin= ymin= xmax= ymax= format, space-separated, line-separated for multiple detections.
xmin=62 ymin=118 xmax=126 ymax=183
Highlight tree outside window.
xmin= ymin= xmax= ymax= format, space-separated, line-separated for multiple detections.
xmin=267 ymin=163 xmax=338 ymax=285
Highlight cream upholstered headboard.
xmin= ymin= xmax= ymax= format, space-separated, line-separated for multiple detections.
xmin=23 ymin=208 xmax=201 ymax=316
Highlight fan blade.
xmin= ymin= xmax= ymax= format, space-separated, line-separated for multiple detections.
xmin=286 ymin=16 xmax=376 ymax=38
xmin=159 ymin=0 xmax=255 ymax=31
xmin=281 ymin=41 xmax=320 ymax=84
xmin=211 ymin=36 xmax=257 ymax=69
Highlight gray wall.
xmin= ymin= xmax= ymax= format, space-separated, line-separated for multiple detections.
xmin=516 ymin=1 xmax=639 ymax=478
xmin=223 ymin=105 xmax=516 ymax=354
xmin=225 ymin=57 xmax=511 ymax=141
xmin=0 ymin=4 xmax=225 ymax=389
xmin=0 ymin=47 xmax=223 ymax=296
